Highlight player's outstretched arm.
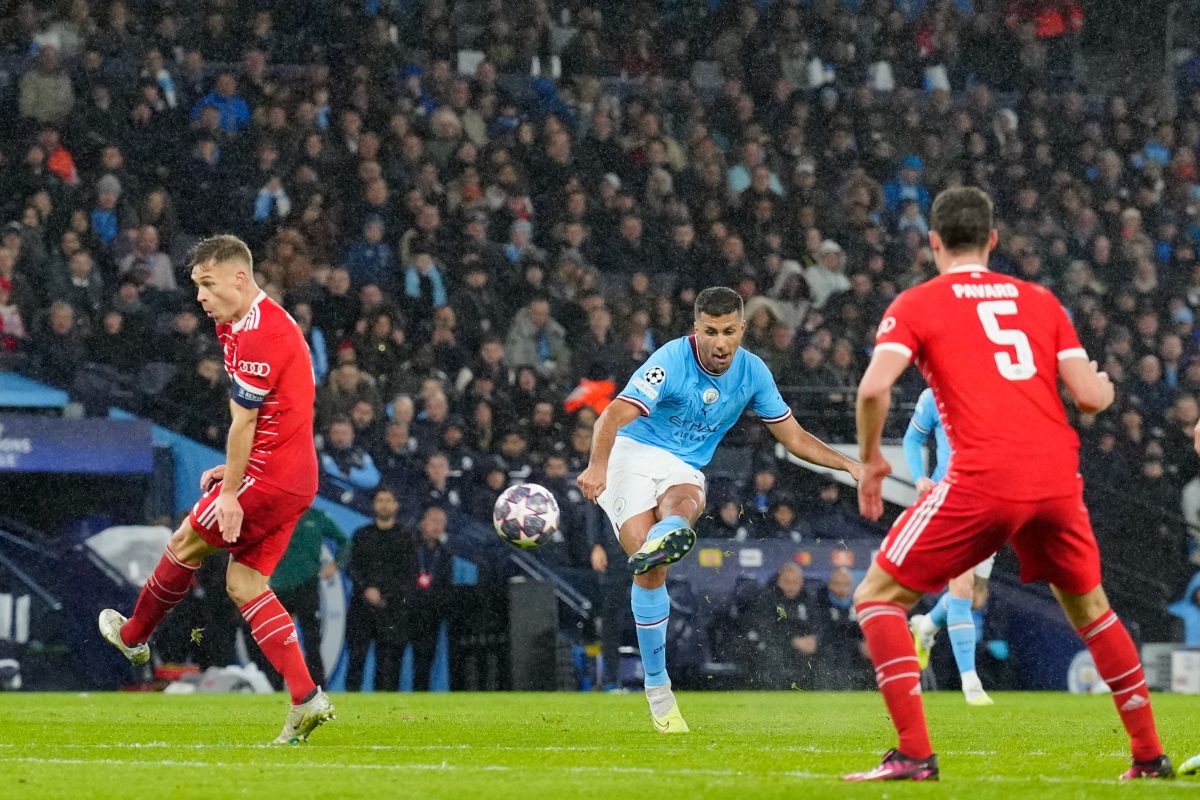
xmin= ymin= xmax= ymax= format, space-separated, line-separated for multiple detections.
xmin=764 ymin=415 xmax=861 ymax=481
xmin=577 ymin=399 xmax=641 ymax=502
xmin=1058 ymin=357 xmax=1115 ymax=415
xmin=855 ymin=349 xmax=910 ymax=521
xmin=216 ymin=400 xmax=259 ymax=543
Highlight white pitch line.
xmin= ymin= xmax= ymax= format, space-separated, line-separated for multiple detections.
xmin=5 ymin=756 xmax=1199 ymax=789
xmin=0 ymin=741 xmax=1143 ymax=759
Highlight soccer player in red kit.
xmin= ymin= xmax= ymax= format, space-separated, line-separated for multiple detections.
xmin=99 ymin=235 xmax=335 ymax=744
xmin=848 ymin=187 xmax=1173 ymax=781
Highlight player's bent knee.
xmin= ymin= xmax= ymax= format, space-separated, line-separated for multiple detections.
xmin=170 ymin=523 xmax=213 ymax=563
xmin=658 ymin=484 xmax=705 ymax=522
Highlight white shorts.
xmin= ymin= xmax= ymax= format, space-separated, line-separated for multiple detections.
xmin=597 ymin=437 xmax=706 ymax=537
xmin=973 ymin=553 xmax=996 ymax=580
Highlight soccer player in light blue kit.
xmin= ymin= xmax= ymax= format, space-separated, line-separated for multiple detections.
xmin=577 ymin=287 xmax=861 ymax=731
xmin=903 ymin=387 xmax=994 ymax=706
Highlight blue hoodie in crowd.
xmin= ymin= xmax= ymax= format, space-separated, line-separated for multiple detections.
xmin=346 ymin=237 xmax=396 ymax=291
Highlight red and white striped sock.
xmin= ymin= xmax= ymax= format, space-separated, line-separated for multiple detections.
xmin=121 ymin=548 xmax=199 ymax=646
xmin=1078 ymin=609 xmax=1163 ymax=762
xmin=857 ymin=601 xmax=933 ymax=760
xmin=241 ymin=590 xmax=316 ymax=704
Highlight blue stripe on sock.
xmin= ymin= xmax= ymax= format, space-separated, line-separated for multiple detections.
xmin=946 ymin=596 xmax=977 ymax=675
xmin=631 ymin=584 xmax=671 ymax=688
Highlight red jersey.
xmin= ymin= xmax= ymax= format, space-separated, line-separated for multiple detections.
xmin=875 ymin=266 xmax=1085 ymax=500
xmin=217 ymin=291 xmax=318 ymax=497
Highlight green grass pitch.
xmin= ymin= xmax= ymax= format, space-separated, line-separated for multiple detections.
xmin=0 ymin=691 xmax=1197 ymax=798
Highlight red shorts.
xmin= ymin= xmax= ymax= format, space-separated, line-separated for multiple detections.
xmin=188 ymin=477 xmax=313 ymax=575
xmin=876 ymin=478 xmax=1101 ymax=596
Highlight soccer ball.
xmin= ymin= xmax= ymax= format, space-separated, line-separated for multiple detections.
xmin=493 ymin=483 xmax=560 ymax=549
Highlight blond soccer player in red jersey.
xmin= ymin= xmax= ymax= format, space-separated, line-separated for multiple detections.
xmin=846 ymin=187 xmax=1173 ymax=782
xmin=100 ymin=235 xmax=334 ymax=744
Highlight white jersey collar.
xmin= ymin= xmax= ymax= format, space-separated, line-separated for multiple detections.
xmin=231 ymin=291 xmax=267 ymax=332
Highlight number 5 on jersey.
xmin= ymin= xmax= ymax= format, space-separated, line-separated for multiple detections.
xmin=976 ymin=300 xmax=1036 ymax=381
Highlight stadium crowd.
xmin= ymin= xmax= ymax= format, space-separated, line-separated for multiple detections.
xmin=0 ymin=0 xmax=1198 ymax=672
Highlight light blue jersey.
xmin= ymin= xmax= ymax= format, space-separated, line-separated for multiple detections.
xmin=615 ymin=336 xmax=793 ymax=469
xmin=902 ymin=387 xmax=951 ymax=482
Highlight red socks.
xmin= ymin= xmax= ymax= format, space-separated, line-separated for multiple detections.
xmin=121 ymin=548 xmax=198 ymax=646
xmin=241 ymin=590 xmax=316 ymax=704
xmin=1078 ymin=609 xmax=1163 ymax=762
xmin=857 ymin=602 xmax=933 ymax=760
xmin=854 ymin=601 xmax=1161 ymax=764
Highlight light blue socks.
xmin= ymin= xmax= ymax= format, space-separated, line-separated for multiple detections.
xmin=945 ymin=595 xmax=977 ymax=675
xmin=631 ymin=584 xmax=671 ymax=688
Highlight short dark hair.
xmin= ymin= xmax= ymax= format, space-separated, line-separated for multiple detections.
xmin=188 ymin=234 xmax=253 ymax=271
xmin=374 ymin=487 xmax=397 ymax=501
xmin=930 ymin=187 xmax=993 ymax=252
xmin=694 ymin=286 xmax=744 ymax=320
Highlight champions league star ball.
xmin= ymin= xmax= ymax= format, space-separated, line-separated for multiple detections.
xmin=492 ymin=483 xmax=560 ymax=549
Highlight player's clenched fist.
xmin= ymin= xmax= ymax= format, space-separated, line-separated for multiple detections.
xmin=577 ymin=464 xmax=607 ymax=503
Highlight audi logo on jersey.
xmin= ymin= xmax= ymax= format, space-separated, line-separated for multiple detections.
xmin=238 ymin=360 xmax=271 ymax=377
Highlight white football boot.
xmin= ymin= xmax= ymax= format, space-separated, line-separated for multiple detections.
xmin=98 ymin=609 xmax=150 ymax=666
xmin=273 ymin=687 xmax=336 ymax=744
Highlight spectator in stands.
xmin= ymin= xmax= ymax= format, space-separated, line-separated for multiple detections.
xmin=805 ymin=241 xmax=851 ymax=309
xmin=816 ymin=567 xmax=874 ymax=690
xmin=884 ymin=154 xmax=932 ymax=217
xmin=162 ymin=355 xmax=228 ymax=446
xmin=316 ymin=364 xmax=381 ymax=431
xmin=117 ymin=225 xmax=175 ymax=291
xmin=411 ymin=390 xmax=451 ymax=453
xmin=417 ymin=452 xmax=463 ymax=512
xmin=314 ymin=267 xmax=360 ymax=346
xmin=319 ymin=416 xmax=381 ymax=510
xmin=345 ymin=216 xmax=395 ymax=292
xmin=345 ymin=488 xmax=408 ymax=691
xmin=350 ymin=399 xmax=384 ymax=449
xmin=86 ymin=309 xmax=139 ymax=375
xmin=1130 ymin=355 xmax=1175 ymax=424
xmin=744 ymin=468 xmax=782 ymax=522
xmin=752 ymin=564 xmax=821 ymax=690
xmin=766 ymin=495 xmax=811 ymax=542
xmin=402 ymin=246 xmax=448 ymax=334
xmin=190 ymin=72 xmax=251 ymax=133
xmin=565 ymin=424 xmax=593 ymax=473
xmin=18 ymin=46 xmax=75 ymax=126
xmin=506 ymin=297 xmax=570 ymax=381
xmin=496 ymin=428 xmax=535 ymax=483
xmin=52 ymin=249 xmax=103 ymax=321
xmin=708 ymin=498 xmax=752 ymax=539
xmin=374 ymin=420 xmax=421 ymax=490
xmin=32 ymin=300 xmax=85 ymax=386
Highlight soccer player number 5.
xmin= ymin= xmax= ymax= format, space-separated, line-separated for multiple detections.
xmin=976 ymin=301 xmax=1036 ymax=381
